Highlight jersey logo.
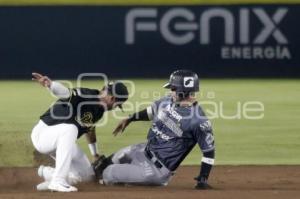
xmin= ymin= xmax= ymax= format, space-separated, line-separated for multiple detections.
xmin=166 ymin=104 xmax=182 ymax=122
xmin=140 ymin=161 xmax=154 ymax=177
xmin=184 ymin=77 xmax=194 ymax=88
xmin=152 ymin=126 xmax=172 ymax=141
xmin=199 ymin=120 xmax=212 ymax=132
xmin=157 ymin=110 xmax=183 ymax=137
xmin=205 ymin=133 xmax=214 ymax=146
xmin=76 ymin=112 xmax=94 ymax=127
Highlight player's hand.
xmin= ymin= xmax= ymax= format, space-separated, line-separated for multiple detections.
xmin=113 ymin=118 xmax=131 ymax=136
xmin=194 ymin=176 xmax=213 ymax=190
xmin=32 ymin=72 xmax=52 ymax=88
xmin=195 ymin=182 xmax=213 ymax=190
xmin=92 ymin=154 xmax=101 ymax=163
xmin=91 ymin=155 xmax=106 ymax=180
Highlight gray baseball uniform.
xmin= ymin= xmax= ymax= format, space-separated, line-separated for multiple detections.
xmin=103 ymin=96 xmax=215 ymax=185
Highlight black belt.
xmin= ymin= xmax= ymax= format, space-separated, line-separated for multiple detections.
xmin=144 ymin=149 xmax=163 ymax=169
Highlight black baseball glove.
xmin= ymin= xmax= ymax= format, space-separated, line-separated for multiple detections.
xmin=92 ymin=155 xmax=106 ymax=180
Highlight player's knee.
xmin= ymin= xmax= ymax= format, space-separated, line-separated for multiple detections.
xmin=102 ymin=165 xmax=116 ymax=185
xmin=112 ymin=148 xmax=130 ymax=163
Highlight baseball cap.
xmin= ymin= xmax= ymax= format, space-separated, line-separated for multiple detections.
xmin=106 ymin=81 xmax=129 ymax=111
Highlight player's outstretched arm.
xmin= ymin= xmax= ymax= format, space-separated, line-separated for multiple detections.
xmin=193 ymin=121 xmax=215 ymax=190
xmin=32 ymin=72 xmax=70 ymax=98
xmin=32 ymin=72 xmax=52 ymax=88
xmin=85 ymin=127 xmax=101 ymax=162
xmin=112 ymin=108 xmax=151 ymax=136
xmin=112 ymin=118 xmax=131 ymax=136
xmin=194 ymin=150 xmax=215 ymax=190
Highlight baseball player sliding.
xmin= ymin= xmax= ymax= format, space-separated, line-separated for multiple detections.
xmin=93 ymin=70 xmax=215 ymax=189
xmin=31 ymin=72 xmax=128 ymax=192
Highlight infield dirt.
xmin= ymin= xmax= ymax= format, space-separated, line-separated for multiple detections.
xmin=0 ymin=166 xmax=299 ymax=199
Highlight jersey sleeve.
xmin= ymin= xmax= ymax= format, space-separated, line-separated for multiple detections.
xmin=67 ymin=88 xmax=82 ymax=102
xmin=192 ymin=120 xmax=215 ymax=153
xmin=71 ymin=88 xmax=98 ymax=99
xmin=67 ymin=88 xmax=94 ymax=105
xmin=72 ymin=88 xmax=94 ymax=97
xmin=49 ymin=81 xmax=71 ymax=99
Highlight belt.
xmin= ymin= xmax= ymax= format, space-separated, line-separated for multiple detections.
xmin=144 ymin=149 xmax=163 ymax=169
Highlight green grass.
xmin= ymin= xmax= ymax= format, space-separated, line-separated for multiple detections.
xmin=0 ymin=79 xmax=300 ymax=166
xmin=0 ymin=0 xmax=299 ymax=5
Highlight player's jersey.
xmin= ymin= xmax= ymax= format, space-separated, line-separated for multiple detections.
xmin=40 ymin=88 xmax=104 ymax=138
xmin=147 ymin=96 xmax=215 ymax=171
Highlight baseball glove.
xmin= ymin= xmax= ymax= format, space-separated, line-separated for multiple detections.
xmin=92 ymin=155 xmax=106 ymax=180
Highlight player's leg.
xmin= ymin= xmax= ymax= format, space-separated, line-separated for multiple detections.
xmin=93 ymin=143 xmax=146 ymax=179
xmin=103 ymin=164 xmax=147 ymax=185
xmin=37 ymin=165 xmax=54 ymax=181
xmin=68 ymin=144 xmax=95 ymax=183
xmin=48 ymin=123 xmax=78 ymax=192
xmin=112 ymin=143 xmax=146 ymax=164
xmin=102 ymin=144 xmax=172 ymax=186
xmin=32 ymin=121 xmax=79 ymax=192
xmin=38 ymin=145 xmax=94 ymax=185
xmin=102 ymin=143 xmax=147 ymax=184
xmin=102 ymin=159 xmax=169 ymax=186
xmin=31 ymin=120 xmax=58 ymax=154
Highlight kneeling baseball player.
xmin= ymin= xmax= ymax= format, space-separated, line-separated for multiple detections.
xmin=93 ymin=70 xmax=215 ymax=189
xmin=31 ymin=72 xmax=128 ymax=192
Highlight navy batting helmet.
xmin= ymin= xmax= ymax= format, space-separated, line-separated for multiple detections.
xmin=163 ymin=70 xmax=199 ymax=93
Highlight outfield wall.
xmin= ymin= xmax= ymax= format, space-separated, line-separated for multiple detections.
xmin=0 ymin=4 xmax=299 ymax=78
xmin=1 ymin=0 xmax=300 ymax=5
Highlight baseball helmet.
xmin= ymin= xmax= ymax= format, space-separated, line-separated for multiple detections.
xmin=163 ymin=70 xmax=199 ymax=93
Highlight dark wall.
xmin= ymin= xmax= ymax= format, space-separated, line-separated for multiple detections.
xmin=0 ymin=5 xmax=299 ymax=79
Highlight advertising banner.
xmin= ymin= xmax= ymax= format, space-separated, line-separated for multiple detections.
xmin=0 ymin=5 xmax=299 ymax=78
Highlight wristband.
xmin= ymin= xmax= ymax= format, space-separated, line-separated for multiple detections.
xmin=201 ymin=157 xmax=215 ymax=165
xmin=88 ymin=143 xmax=98 ymax=156
xmin=128 ymin=109 xmax=150 ymax=122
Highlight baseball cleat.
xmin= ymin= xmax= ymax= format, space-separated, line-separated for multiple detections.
xmin=68 ymin=172 xmax=82 ymax=185
xmin=99 ymin=179 xmax=104 ymax=185
xmin=37 ymin=165 xmax=45 ymax=178
xmin=36 ymin=181 xmax=50 ymax=191
xmin=48 ymin=182 xmax=78 ymax=192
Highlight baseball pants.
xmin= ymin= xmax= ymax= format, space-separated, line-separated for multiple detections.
xmin=102 ymin=143 xmax=173 ymax=186
xmin=31 ymin=120 xmax=94 ymax=184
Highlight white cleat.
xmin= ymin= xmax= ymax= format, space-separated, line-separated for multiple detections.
xmin=48 ymin=182 xmax=78 ymax=192
xmin=68 ymin=172 xmax=82 ymax=185
xmin=36 ymin=181 xmax=50 ymax=191
xmin=37 ymin=165 xmax=45 ymax=178
xmin=99 ymin=179 xmax=104 ymax=185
